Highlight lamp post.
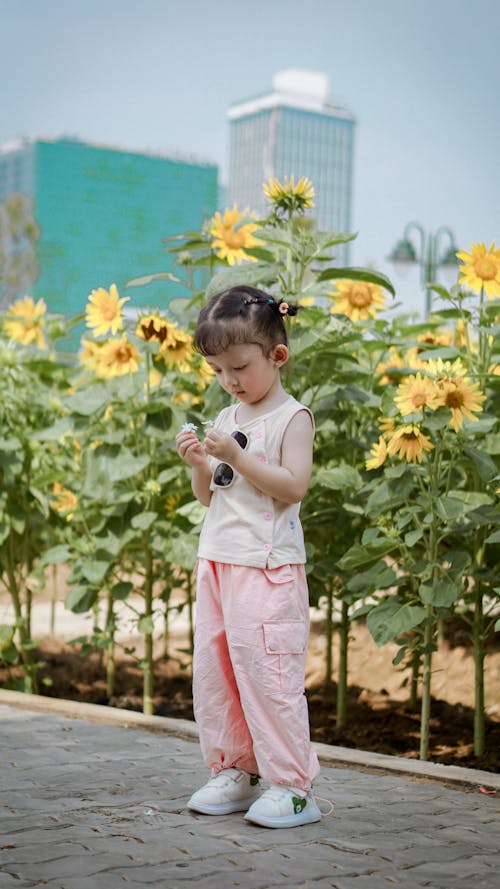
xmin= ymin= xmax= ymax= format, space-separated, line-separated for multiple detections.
xmin=388 ymin=222 xmax=459 ymax=317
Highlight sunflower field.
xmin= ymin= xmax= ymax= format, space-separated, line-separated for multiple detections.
xmin=0 ymin=178 xmax=499 ymax=762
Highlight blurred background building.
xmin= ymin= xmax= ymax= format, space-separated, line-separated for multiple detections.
xmin=227 ymin=69 xmax=355 ymax=262
xmin=0 ymin=137 xmax=218 ymax=316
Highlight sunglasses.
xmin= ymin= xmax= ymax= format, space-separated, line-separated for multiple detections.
xmin=213 ymin=430 xmax=249 ymax=488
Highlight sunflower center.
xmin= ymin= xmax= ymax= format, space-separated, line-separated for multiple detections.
xmin=102 ymin=301 xmax=119 ymax=320
xmin=116 ymin=346 xmax=132 ymax=363
xmin=222 ymin=226 xmax=246 ymax=249
xmin=444 ymin=388 xmax=464 ymax=409
xmin=402 ymin=432 xmax=418 ymax=442
xmin=412 ymin=391 xmax=429 ymax=407
xmin=348 ymin=287 xmax=371 ymax=308
xmin=474 ymin=257 xmax=496 ymax=281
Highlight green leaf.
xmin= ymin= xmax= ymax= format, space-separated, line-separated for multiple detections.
xmin=367 ymin=600 xmax=426 ymax=647
xmin=108 ymin=452 xmax=151 ymax=483
xmin=485 ymin=530 xmax=500 ymax=544
xmin=158 ymin=467 xmax=181 ymax=485
xmin=346 ymin=561 xmax=397 ymax=594
xmin=463 ymin=445 xmax=498 ymax=483
xmin=111 ymin=581 xmax=134 ymax=600
xmin=65 ymin=586 xmax=99 ymax=613
xmin=427 ymin=284 xmax=451 ymax=302
xmin=40 ymin=544 xmax=72 ymax=566
xmin=125 ymin=271 xmax=185 ymax=287
xmin=31 ymin=417 xmax=73 ymax=441
xmin=313 ymin=465 xmax=362 ymax=492
xmin=137 ymin=614 xmax=155 ymax=635
xmin=445 ymin=490 xmax=493 ymax=513
xmin=131 ymin=511 xmax=158 ymax=531
xmin=205 ymin=263 xmax=279 ymax=298
xmin=419 ymin=578 xmax=458 ymax=608
xmin=404 ymin=528 xmax=423 ymax=547
xmin=80 ymin=559 xmax=111 ymax=584
xmin=65 ymin=385 xmax=111 ymax=416
xmin=176 ymin=500 xmax=207 ymax=525
xmin=338 ymin=539 xmax=399 ymax=570
xmin=317 ymin=266 xmax=395 ymax=296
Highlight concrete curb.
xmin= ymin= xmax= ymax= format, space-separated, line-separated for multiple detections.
xmin=1 ymin=688 xmax=498 ymax=792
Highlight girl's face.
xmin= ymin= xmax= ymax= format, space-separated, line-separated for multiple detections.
xmin=204 ymin=342 xmax=288 ymax=406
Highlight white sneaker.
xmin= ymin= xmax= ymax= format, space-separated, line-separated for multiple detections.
xmin=244 ymin=784 xmax=321 ymax=828
xmin=187 ymin=768 xmax=261 ymax=815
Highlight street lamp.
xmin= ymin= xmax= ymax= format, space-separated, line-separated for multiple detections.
xmin=388 ymin=222 xmax=459 ymax=317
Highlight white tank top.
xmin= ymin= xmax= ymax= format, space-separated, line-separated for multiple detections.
xmin=197 ymin=396 xmax=314 ymax=568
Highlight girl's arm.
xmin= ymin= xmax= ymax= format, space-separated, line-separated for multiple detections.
xmin=204 ymin=410 xmax=313 ymax=504
xmin=175 ymin=430 xmax=213 ymax=507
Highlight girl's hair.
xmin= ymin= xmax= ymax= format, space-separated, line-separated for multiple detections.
xmin=194 ymin=285 xmax=299 ymax=356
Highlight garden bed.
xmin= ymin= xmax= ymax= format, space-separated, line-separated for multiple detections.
xmin=6 ymin=620 xmax=498 ymax=775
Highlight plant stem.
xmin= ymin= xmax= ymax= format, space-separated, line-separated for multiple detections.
xmin=105 ymin=587 xmax=116 ymax=699
xmin=336 ymin=598 xmax=349 ymax=728
xmin=325 ymin=584 xmax=333 ymax=688
xmin=143 ymin=538 xmax=154 ymax=715
xmin=473 ymin=580 xmax=485 ymax=758
xmin=419 ymin=606 xmax=434 ymax=761
xmin=50 ymin=564 xmax=57 ymax=635
xmin=409 ymin=640 xmax=420 ymax=711
xmin=5 ymin=545 xmax=37 ymax=694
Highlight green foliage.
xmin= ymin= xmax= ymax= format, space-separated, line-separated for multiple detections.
xmin=0 ymin=180 xmax=498 ymax=760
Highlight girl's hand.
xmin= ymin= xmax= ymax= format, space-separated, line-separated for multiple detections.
xmin=175 ymin=430 xmax=208 ymax=468
xmin=203 ymin=428 xmax=240 ymax=464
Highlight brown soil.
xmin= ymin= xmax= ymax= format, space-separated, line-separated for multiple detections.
xmin=6 ymin=620 xmax=498 ymax=775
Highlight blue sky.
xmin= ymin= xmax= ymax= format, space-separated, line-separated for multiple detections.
xmin=1 ymin=0 xmax=498 ymax=315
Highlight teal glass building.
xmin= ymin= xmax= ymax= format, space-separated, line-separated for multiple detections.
xmin=227 ymin=70 xmax=355 ymax=262
xmin=0 ymin=138 xmax=218 ymax=319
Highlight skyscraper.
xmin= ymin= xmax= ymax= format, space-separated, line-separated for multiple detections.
xmin=227 ymin=70 xmax=355 ymax=261
xmin=0 ymin=137 xmax=218 ymax=317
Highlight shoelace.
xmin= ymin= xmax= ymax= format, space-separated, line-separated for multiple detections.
xmin=314 ymin=794 xmax=335 ymax=817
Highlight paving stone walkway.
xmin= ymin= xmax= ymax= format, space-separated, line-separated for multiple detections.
xmin=1 ymin=701 xmax=499 ymax=889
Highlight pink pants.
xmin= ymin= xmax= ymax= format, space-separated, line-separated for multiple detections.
xmin=193 ymin=559 xmax=320 ymax=792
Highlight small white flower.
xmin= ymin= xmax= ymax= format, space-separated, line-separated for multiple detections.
xmin=181 ymin=422 xmax=198 ymax=433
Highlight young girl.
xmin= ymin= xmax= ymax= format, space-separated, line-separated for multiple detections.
xmin=175 ymin=285 xmax=320 ymax=829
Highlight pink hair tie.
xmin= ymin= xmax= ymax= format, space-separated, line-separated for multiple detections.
xmin=278 ymin=302 xmax=289 ymax=315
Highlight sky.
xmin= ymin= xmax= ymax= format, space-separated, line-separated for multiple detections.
xmin=1 ymin=0 xmax=499 ymax=316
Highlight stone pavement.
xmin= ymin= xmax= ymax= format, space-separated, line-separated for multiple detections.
xmin=0 ymin=698 xmax=499 ymax=889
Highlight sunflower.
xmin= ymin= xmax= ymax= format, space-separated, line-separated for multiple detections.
xmin=417 ymin=328 xmax=453 ymax=350
xmin=365 ymin=436 xmax=388 ymax=470
xmin=263 ymin=176 xmax=315 ymax=214
xmin=196 ymin=356 xmax=215 ymax=388
xmin=51 ymin=483 xmax=78 ymax=521
xmin=160 ymin=327 xmax=193 ymax=371
xmin=298 ymin=295 xmax=315 ymax=307
xmin=330 ymin=280 xmax=387 ymax=322
xmin=79 ymin=338 xmax=106 ymax=375
xmin=148 ymin=367 xmax=164 ymax=389
xmin=136 ymin=312 xmax=177 ymax=351
xmin=456 ymin=241 xmax=500 ymax=299
xmin=85 ymin=284 xmax=130 ymax=336
xmin=424 ymin=357 xmax=469 ymax=382
xmin=99 ymin=335 xmax=141 ymax=378
xmin=434 ymin=378 xmax=486 ymax=432
xmin=394 ymin=373 xmax=439 ymax=417
xmin=210 ymin=205 xmax=263 ymax=266
xmin=387 ymin=425 xmax=435 ymax=463
xmin=3 ymin=295 xmax=47 ymax=348
xmin=378 ymin=416 xmax=397 ymax=438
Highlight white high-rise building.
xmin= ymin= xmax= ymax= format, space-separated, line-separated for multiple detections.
xmin=227 ymin=70 xmax=356 ymax=261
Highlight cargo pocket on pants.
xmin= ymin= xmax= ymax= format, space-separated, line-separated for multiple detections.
xmin=261 ymin=620 xmax=307 ymax=694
